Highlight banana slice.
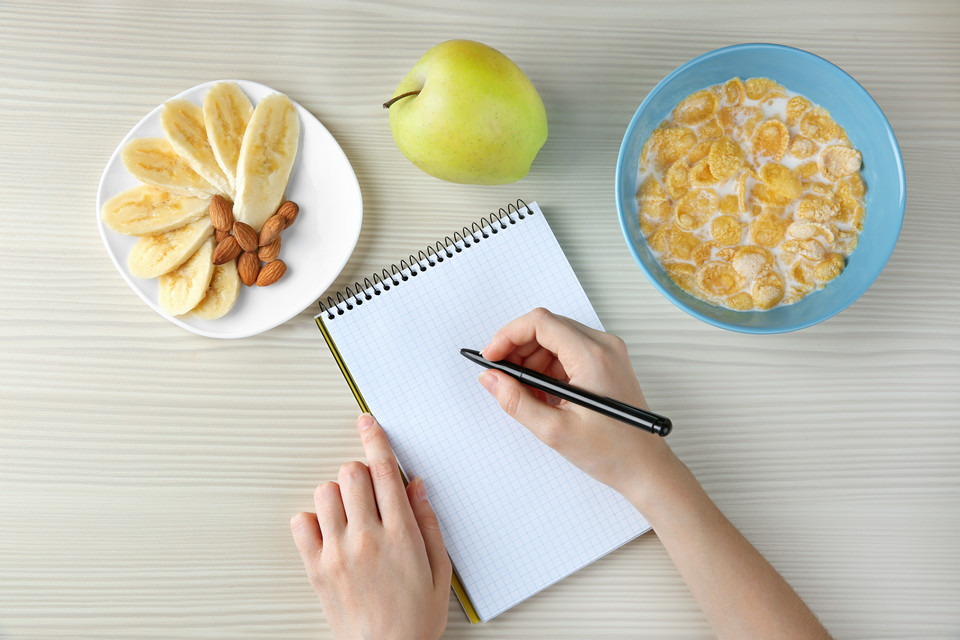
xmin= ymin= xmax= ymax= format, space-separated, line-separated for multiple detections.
xmin=127 ymin=217 xmax=214 ymax=279
xmin=191 ymin=259 xmax=241 ymax=320
xmin=158 ymin=237 xmax=215 ymax=316
xmin=234 ymin=92 xmax=300 ymax=231
xmin=161 ymin=99 xmax=233 ymax=198
xmin=121 ymin=137 xmax=218 ymax=198
xmin=203 ymin=82 xmax=253 ymax=194
xmin=101 ymin=185 xmax=210 ymax=236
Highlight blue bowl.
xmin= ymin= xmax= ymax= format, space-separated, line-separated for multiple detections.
xmin=615 ymin=43 xmax=905 ymax=333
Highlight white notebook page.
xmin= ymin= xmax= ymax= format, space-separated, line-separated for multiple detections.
xmin=318 ymin=202 xmax=650 ymax=621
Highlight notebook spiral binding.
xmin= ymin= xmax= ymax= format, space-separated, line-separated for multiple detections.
xmin=318 ymin=199 xmax=531 ymax=319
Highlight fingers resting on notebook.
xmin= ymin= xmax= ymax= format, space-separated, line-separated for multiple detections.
xmin=289 ymin=414 xmax=451 ymax=640
xmin=479 ymin=307 xmax=672 ymax=499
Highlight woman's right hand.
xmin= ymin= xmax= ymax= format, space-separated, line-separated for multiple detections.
xmin=478 ymin=307 xmax=677 ymax=507
xmin=480 ymin=310 xmax=832 ymax=640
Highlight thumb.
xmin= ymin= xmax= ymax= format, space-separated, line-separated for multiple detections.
xmin=479 ymin=370 xmax=569 ymax=447
xmin=407 ymin=477 xmax=452 ymax=588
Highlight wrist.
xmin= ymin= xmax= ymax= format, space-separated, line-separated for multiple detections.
xmin=617 ymin=438 xmax=690 ymax=517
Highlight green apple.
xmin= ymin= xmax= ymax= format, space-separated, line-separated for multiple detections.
xmin=383 ymin=40 xmax=548 ymax=185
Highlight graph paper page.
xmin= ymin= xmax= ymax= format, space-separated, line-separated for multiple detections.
xmin=318 ymin=202 xmax=650 ymax=621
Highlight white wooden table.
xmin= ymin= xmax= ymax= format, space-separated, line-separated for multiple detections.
xmin=1 ymin=1 xmax=958 ymax=637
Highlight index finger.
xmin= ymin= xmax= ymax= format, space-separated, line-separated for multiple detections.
xmin=482 ymin=307 xmax=606 ymax=363
xmin=356 ymin=413 xmax=417 ymax=529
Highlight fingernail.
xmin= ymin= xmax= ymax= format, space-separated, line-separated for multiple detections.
xmin=357 ymin=413 xmax=374 ymax=431
xmin=413 ymin=477 xmax=427 ymax=501
xmin=478 ymin=371 xmax=498 ymax=394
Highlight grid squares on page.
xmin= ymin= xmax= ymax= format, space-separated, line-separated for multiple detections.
xmin=322 ymin=203 xmax=649 ymax=621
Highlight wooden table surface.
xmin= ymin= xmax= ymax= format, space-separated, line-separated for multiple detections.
xmin=2 ymin=1 xmax=958 ymax=638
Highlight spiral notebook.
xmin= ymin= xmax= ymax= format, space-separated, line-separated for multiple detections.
xmin=314 ymin=200 xmax=650 ymax=622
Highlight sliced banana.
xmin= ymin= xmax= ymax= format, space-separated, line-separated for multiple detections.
xmin=203 ymin=82 xmax=253 ymax=194
xmin=234 ymin=92 xmax=300 ymax=231
xmin=101 ymin=185 xmax=210 ymax=236
xmin=191 ymin=259 xmax=241 ymax=320
xmin=161 ymin=98 xmax=233 ymax=198
xmin=121 ymin=137 xmax=218 ymax=198
xmin=127 ymin=217 xmax=214 ymax=279
xmin=158 ymin=237 xmax=215 ymax=316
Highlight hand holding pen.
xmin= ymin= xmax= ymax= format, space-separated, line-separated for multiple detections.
xmin=469 ymin=308 xmax=676 ymax=503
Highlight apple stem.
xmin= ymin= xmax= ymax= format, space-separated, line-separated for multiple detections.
xmin=382 ymin=91 xmax=421 ymax=109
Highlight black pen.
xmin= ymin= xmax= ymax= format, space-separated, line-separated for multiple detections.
xmin=460 ymin=348 xmax=672 ymax=437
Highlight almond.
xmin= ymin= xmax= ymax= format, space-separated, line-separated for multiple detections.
xmin=256 ymin=259 xmax=287 ymax=286
xmin=259 ymin=214 xmax=285 ymax=247
xmin=276 ymin=200 xmax=299 ymax=228
xmin=209 ymin=195 xmax=235 ymax=231
xmin=233 ymin=221 xmax=259 ymax=252
xmin=215 ymin=228 xmax=231 ymax=243
xmin=258 ymin=237 xmax=281 ymax=262
xmin=238 ymin=251 xmax=260 ymax=286
xmin=212 ymin=236 xmax=242 ymax=265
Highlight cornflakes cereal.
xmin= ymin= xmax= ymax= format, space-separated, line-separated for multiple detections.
xmin=673 ymin=89 xmax=720 ymax=126
xmin=836 ymin=229 xmax=859 ymax=253
xmin=745 ymin=77 xmax=784 ymax=101
xmin=727 ymin=291 xmax=754 ymax=311
xmin=794 ymin=161 xmax=819 ymax=180
xmin=737 ymin=172 xmax=751 ymax=212
xmin=752 ymin=271 xmax=785 ymax=309
xmin=759 ymin=163 xmax=802 ymax=202
xmin=749 ymin=211 xmax=788 ymax=247
xmin=689 ymin=157 xmax=720 ymax=186
xmin=675 ymin=188 xmax=717 ymax=230
xmin=782 ymin=285 xmax=813 ymax=306
xmin=698 ymin=118 xmax=724 ymax=140
xmin=804 ymin=181 xmax=832 ymax=197
xmin=732 ymin=245 xmax=774 ymax=279
xmin=667 ymin=226 xmax=700 ymax=260
xmin=637 ymin=176 xmax=672 ymax=232
xmin=790 ymin=260 xmax=816 ymax=287
xmin=718 ymin=105 xmax=763 ymax=140
xmin=800 ymin=108 xmax=841 ymax=143
xmin=639 ymin=216 xmax=658 ymax=236
xmin=711 ymin=215 xmax=742 ymax=245
xmin=637 ymin=76 xmax=865 ymax=310
xmin=664 ymin=161 xmax=690 ymax=200
xmin=785 ymin=96 xmax=811 ymax=126
xmin=796 ymin=194 xmax=839 ymax=222
xmin=719 ymin=194 xmax=739 ymax=215
xmin=722 ymin=78 xmax=745 ymax=106
xmin=638 ymin=176 xmax=667 ymax=200
xmin=708 ymin=137 xmax=744 ymax=181
xmin=686 ymin=139 xmax=713 ymax=165
xmin=647 ymin=224 xmax=670 ymax=253
xmin=643 ymin=126 xmax=697 ymax=171
xmin=753 ymin=120 xmax=790 ymax=161
xmin=696 ymin=261 xmax=744 ymax=297
xmin=790 ymin=136 xmax=817 ymax=159
xmin=815 ymin=253 xmax=845 ymax=282
xmin=848 ymin=201 xmax=865 ymax=231
xmin=691 ymin=240 xmax=719 ymax=266
xmin=716 ymin=247 xmax=736 ymax=262
xmin=781 ymin=238 xmax=826 ymax=262
xmin=787 ymin=219 xmax=835 ymax=244
xmin=819 ymin=145 xmax=862 ymax=182
xmin=665 ymin=262 xmax=697 ymax=293
xmin=639 ymin=197 xmax=671 ymax=227
xmin=842 ymin=174 xmax=866 ymax=199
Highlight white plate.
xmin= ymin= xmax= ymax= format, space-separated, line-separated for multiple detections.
xmin=96 ymin=79 xmax=363 ymax=338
